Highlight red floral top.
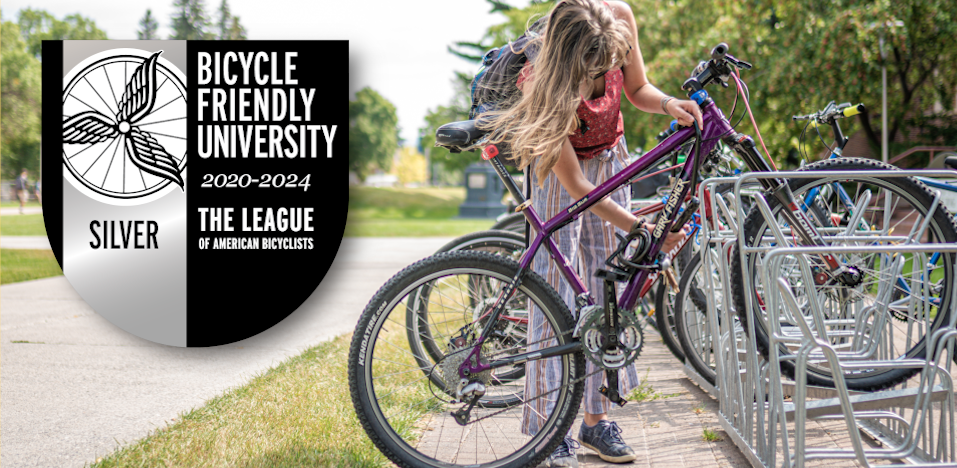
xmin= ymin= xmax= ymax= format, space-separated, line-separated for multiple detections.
xmin=517 ymin=64 xmax=625 ymax=160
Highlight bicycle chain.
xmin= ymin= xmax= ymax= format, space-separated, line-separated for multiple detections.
xmin=455 ymin=327 xmax=608 ymax=426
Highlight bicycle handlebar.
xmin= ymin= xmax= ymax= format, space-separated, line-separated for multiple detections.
xmin=681 ymin=43 xmax=752 ymax=95
xmin=792 ymin=102 xmax=865 ymax=127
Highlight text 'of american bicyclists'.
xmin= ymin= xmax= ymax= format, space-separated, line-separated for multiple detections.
xmin=195 ymin=51 xmax=337 ymax=159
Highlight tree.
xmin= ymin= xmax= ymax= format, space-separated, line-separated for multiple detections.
xmin=1 ymin=22 xmax=43 ymax=179
xmin=226 ymin=16 xmax=247 ymax=40
xmin=213 ymin=0 xmax=247 ymax=40
xmin=393 ymin=147 xmax=428 ymax=185
xmin=217 ymin=0 xmax=232 ymax=39
xmin=170 ymin=0 xmax=212 ymax=40
xmin=438 ymin=0 xmax=957 ymax=169
xmin=349 ymin=87 xmax=399 ymax=180
xmin=137 ymin=9 xmax=160 ymax=40
xmin=17 ymin=8 xmax=107 ymax=58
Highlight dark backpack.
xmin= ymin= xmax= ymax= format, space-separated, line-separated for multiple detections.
xmin=469 ymin=18 xmax=545 ymax=119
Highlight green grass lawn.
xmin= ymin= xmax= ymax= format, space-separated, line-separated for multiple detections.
xmin=0 ymin=214 xmax=47 ymax=236
xmin=90 ymin=334 xmax=407 ymax=468
xmin=345 ymin=186 xmax=501 ymax=237
xmin=1 ymin=249 xmax=62 ymax=284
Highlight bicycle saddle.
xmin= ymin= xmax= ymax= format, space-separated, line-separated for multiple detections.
xmin=945 ymin=156 xmax=957 ymax=171
xmin=436 ymin=120 xmax=490 ymax=147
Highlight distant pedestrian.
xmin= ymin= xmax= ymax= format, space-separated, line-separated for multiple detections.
xmin=15 ymin=169 xmax=30 ymax=214
xmin=34 ymin=178 xmax=42 ymax=206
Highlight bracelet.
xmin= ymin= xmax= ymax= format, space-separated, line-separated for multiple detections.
xmin=660 ymin=96 xmax=676 ymax=114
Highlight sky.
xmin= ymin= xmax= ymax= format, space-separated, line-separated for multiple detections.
xmin=2 ymin=0 xmax=529 ymax=145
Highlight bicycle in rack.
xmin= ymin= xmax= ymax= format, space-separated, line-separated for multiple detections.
xmin=420 ymin=120 xmax=748 ymax=368
xmin=348 ymin=43 xmax=957 ymax=468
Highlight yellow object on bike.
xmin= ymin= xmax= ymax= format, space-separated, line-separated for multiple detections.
xmin=843 ymin=103 xmax=864 ymax=117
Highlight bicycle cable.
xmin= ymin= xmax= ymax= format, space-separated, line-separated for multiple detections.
xmin=730 ymin=69 xmax=777 ymax=170
xmin=814 ymin=119 xmax=834 ymax=154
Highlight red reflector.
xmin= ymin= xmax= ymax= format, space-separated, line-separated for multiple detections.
xmin=482 ymin=145 xmax=499 ymax=160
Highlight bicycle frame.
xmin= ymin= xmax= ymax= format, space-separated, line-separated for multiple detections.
xmin=461 ymin=96 xmax=754 ymax=379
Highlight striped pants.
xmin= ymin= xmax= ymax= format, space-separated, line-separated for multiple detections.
xmin=521 ymin=138 xmax=642 ymax=435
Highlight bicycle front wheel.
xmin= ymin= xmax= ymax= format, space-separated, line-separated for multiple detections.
xmin=350 ymin=251 xmax=585 ymax=468
xmin=731 ymin=158 xmax=957 ymax=391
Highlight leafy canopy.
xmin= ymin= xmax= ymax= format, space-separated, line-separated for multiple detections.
xmin=349 ymin=87 xmax=400 ymax=180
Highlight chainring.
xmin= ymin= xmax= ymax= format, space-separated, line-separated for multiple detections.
xmin=579 ymin=307 xmax=644 ymax=370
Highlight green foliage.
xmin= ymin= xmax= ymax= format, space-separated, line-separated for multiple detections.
xmin=226 ymin=16 xmax=247 ymax=40
xmin=421 ymin=103 xmax=474 ymax=174
xmin=349 ymin=87 xmax=399 ymax=180
xmin=16 ymin=8 xmax=107 ymax=58
xmin=2 ymin=9 xmax=107 ymax=180
xmin=701 ymin=427 xmax=723 ymax=442
xmin=394 ymin=147 xmax=427 ymax=185
xmin=1 ymin=21 xmax=43 ymax=180
xmin=216 ymin=0 xmax=247 ymax=40
xmin=137 ymin=9 xmax=160 ymax=40
xmin=170 ymin=0 xmax=213 ymax=40
xmin=427 ymin=0 xmax=957 ymax=170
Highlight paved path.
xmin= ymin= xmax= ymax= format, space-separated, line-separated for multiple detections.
xmin=0 ymin=237 xmax=451 ymax=467
xmin=0 ymin=207 xmax=43 ymax=216
xmin=0 ymin=236 xmax=51 ymax=250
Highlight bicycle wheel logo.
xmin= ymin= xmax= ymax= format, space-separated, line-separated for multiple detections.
xmin=62 ymin=48 xmax=187 ymax=206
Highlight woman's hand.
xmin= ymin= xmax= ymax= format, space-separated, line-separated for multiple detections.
xmin=637 ymin=221 xmax=692 ymax=257
xmin=666 ymin=99 xmax=704 ymax=129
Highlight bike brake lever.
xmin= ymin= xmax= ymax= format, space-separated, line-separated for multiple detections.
xmin=725 ymin=54 xmax=752 ymax=70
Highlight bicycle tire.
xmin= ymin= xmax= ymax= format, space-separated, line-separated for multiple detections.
xmin=490 ymin=212 xmax=526 ymax=235
xmin=408 ymin=230 xmax=528 ymax=394
xmin=350 ymin=251 xmax=585 ymax=468
xmin=730 ymin=158 xmax=957 ymax=391
xmin=672 ymin=251 xmax=726 ymax=385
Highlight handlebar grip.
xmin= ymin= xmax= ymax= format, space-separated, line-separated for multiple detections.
xmin=670 ymin=120 xmax=678 ymax=132
xmin=711 ymin=43 xmax=729 ymax=61
xmin=843 ymin=104 xmax=865 ymax=117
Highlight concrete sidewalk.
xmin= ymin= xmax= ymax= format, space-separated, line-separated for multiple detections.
xmin=0 ymin=236 xmax=51 ymax=250
xmin=0 ymin=237 xmax=450 ymax=467
xmin=0 ymin=207 xmax=43 ymax=216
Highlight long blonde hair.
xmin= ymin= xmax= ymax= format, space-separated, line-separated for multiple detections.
xmin=479 ymin=0 xmax=632 ymax=184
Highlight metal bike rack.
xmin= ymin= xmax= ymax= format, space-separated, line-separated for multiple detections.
xmin=682 ymin=170 xmax=957 ymax=467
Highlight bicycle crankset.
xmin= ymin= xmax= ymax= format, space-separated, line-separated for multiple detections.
xmin=577 ymin=306 xmax=644 ymax=370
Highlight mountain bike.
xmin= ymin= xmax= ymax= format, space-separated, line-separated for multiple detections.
xmin=348 ymin=43 xmax=957 ymax=468
xmin=725 ymin=101 xmax=957 ymax=390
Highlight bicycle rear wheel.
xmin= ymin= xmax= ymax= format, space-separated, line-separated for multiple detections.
xmin=731 ymin=158 xmax=957 ymax=391
xmin=350 ymin=251 xmax=585 ymax=468
xmin=408 ymin=230 xmax=528 ymax=395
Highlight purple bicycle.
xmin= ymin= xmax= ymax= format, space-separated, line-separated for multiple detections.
xmin=348 ymin=43 xmax=956 ymax=468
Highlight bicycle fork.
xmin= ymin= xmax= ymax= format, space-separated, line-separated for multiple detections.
xmin=728 ymin=132 xmax=857 ymax=283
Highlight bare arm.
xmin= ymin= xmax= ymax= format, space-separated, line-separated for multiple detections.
xmin=552 ymin=138 xmax=637 ymax=231
xmin=551 ymin=138 xmax=690 ymax=249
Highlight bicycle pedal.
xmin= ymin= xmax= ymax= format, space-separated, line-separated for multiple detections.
xmin=595 ymin=268 xmax=629 ymax=282
xmin=598 ymin=385 xmax=629 ymax=407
